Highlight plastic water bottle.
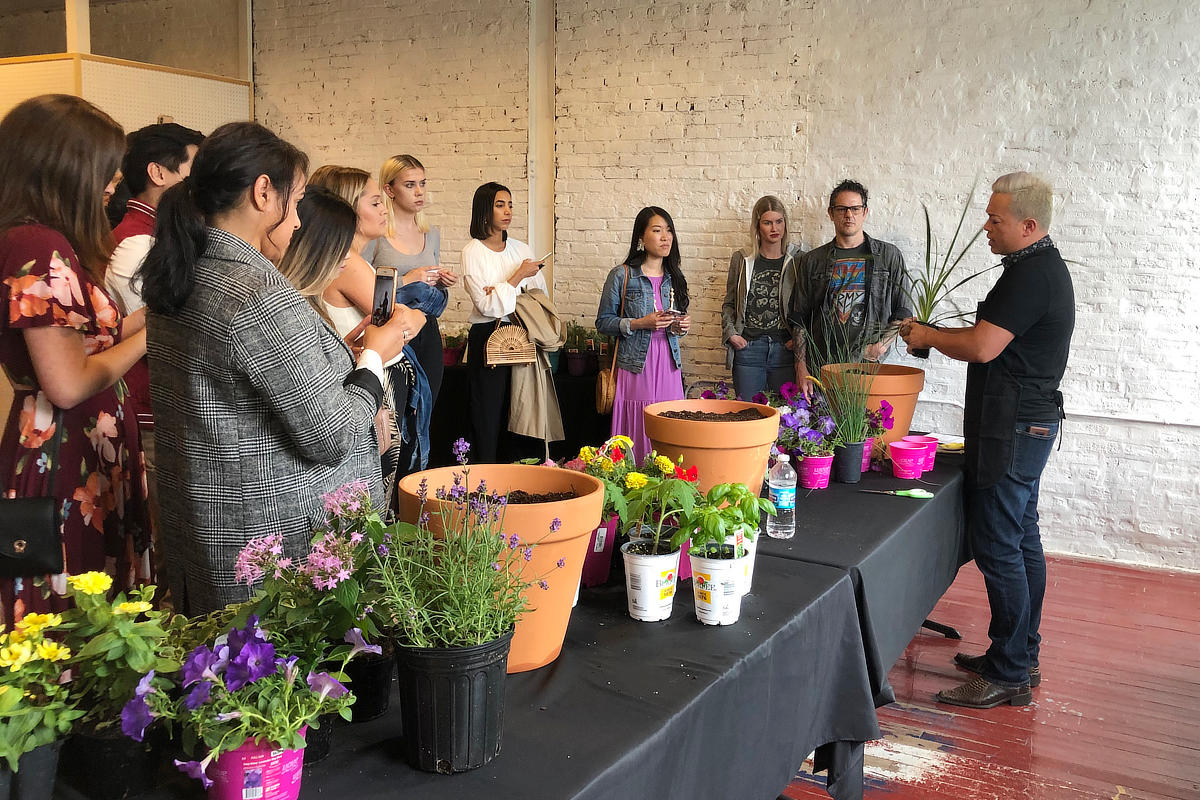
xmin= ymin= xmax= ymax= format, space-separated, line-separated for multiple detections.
xmin=766 ymin=455 xmax=797 ymax=539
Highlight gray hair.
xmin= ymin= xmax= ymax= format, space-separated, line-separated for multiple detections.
xmin=992 ymin=171 xmax=1053 ymax=230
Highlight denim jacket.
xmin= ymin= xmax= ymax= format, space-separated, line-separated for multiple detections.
xmin=595 ymin=263 xmax=685 ymax=373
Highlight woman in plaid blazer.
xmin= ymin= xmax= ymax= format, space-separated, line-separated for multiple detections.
xmin=138 ymin=123 xmax=415 ymax=614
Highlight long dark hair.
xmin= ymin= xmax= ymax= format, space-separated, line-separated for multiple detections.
xmin=276 ymin=186 xmax=357 ymax=325
xmin=139 ymin=122 xmax=308 ymax=315
xmin=0 ymin=94 xmax=125 ymax=282
xmin=624 ymin=206 xmax=687 ymax=312
xmin=469 ymin=181 xmax=511 ymax=241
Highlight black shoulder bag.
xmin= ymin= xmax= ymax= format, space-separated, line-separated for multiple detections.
xmin=0 ymin=407 xmax=66 ymax=576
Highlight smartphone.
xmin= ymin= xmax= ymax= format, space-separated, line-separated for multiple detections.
xmin=371 ymin=267 xmax=397 ymax=326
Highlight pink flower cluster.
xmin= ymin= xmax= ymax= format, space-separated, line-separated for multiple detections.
xmin=299 ymin=532 xmax=356 ymax=591
xmin=321 ymin=479 xmax=371 ymax=516
xmin=233 ymin=534 xmax=286 ymax=584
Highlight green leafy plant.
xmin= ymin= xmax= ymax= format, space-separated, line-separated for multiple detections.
xmin=905 ymin=184 xmax=997 ymax=326
xmin=0 ymin=611 xmax=85 ymax=770
xmin=367 ymin=439 xmax=564 ymax=649
xmin=123 ymin=615 xmax=362 ymax=789
xmin=442 ymin=325 xmax=470 ymax=349
xmin=680 ymin=482 xmax=775 ymax=559
xmin=804 ymin=312 xmax=884 ymax=446
xmin=621 ymin=454 xmax=702 ymax=554
xmin=58 ymin=573 xmax=178 ymax=734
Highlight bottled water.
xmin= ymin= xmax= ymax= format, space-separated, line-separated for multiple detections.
xmin=766 ymin=455 xmax=797 ymax=539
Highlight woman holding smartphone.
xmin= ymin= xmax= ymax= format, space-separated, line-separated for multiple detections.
xmin=308 ymin=166 xmax=434 ymax=488
xmin=721 ymin=195 xmax=800 ymax=400
xmin=595 ymin=207 xmax=690 ymax=461
xmin=138 ymin=124 xmax=412 ymax=614
xmin=461 ymin=182 xmax=548 ymax=463
xmin=372 ymin=154 xmax=457 ymax=405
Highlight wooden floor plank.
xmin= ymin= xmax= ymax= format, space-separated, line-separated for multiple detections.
xmin=783 ymin=555 xmax=1200 ymax=800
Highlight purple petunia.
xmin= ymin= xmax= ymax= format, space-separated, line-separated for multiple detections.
xmin=184 ymin=680 xmax=212 ymax=710
xmin=344 ymin=628 xmax=383 ymax=660
xmin=120 ymin=696 xmax=154 ymax=742
xmin=225 ymin=639 xmax=276 ymax=692
xmin=181 ymin=645 xmax=226 ymax=688
xmin=751 ymin=391 xmax=769 ymax=405
xmin=175 ymin=757 xmax=214 ymax=790
xmin=307 ymin=671 xmax=349 ymax=701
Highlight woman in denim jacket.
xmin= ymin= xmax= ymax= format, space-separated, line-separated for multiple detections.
xmin=595 ymin=207 xmax=690 ymax=460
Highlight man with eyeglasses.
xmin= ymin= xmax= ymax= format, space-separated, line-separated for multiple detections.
xmin=789 ymin=180 xmax=911 ymax=396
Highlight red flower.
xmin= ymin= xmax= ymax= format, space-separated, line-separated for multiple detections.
xmin=684 ymin=465 xmax=699 ymax=482
xmin=611 ymin=447 xmax=624 ymax=462
xmin=674 ymin=465 xmax=687 ymax=480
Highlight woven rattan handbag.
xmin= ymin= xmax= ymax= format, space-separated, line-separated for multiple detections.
xmin=485 ymin=321 xmax=537 ymax=367
xmin=595 ymin=266 xmax=629 ymax=414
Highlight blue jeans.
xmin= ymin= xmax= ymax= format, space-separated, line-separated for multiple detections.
xmin=731 ymin=335 xmax=793 ymax=400
xmin=966 ymin=421 xmax=1058 ymax=686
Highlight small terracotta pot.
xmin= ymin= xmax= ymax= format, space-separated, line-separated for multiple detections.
xmin=820 ymin=363 xmax=925 ymax=446
xmin=643 ymin=399 xmax=781 ymax=493
xmin=396 ymin=464 xmax=605 ymax=673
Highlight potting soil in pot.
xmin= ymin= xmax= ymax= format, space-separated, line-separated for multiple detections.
xmin=505 ymin=489 xmax=579 ymax=503
xmin=657 ymin=408 xmax=766 ymax=422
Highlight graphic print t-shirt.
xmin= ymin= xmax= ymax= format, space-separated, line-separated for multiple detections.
xmin=813 ymin=242 xmax=872 ymax=361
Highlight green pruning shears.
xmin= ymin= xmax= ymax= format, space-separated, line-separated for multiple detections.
xmin=859 ymin=488 xmax=935 ymax=499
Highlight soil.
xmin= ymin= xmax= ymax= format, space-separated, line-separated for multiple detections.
xmin=505 ymin=489 xmax=580 ymax=504
xmin=658 ymin=408 xmax=766 ymax=422
xmin=624 ymin=539 xmax=678 ymax=556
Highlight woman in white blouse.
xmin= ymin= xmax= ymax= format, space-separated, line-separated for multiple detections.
xmin=461 ymin=182 xmax=547 ymax=463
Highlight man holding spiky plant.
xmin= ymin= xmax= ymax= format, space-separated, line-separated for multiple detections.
xmin=900 ymin=171 xmax=1075 ymax=710
xmin=789 ymin=180 xmax=912 ymax=398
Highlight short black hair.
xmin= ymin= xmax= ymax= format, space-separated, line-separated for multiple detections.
xmin=470 ymin=181 xmax=511 ymax=241
xmin=122 ymin=122 xmax=205 ymax=197
xmin=829 ymin=179 xmax=868 ymax=209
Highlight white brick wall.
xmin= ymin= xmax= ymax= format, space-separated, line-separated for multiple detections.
xmin=252 ymin=0 xmax=1199 ymax=570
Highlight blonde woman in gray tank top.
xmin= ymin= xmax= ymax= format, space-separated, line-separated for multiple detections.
xmin=373 ymin=154 xmax=458 ymax=405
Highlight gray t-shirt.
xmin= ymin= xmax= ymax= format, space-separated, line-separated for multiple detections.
xmin=364 ymin=228 xmax=441 ymax=270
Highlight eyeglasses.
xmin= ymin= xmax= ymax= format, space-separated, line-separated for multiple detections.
xmin=830 ymin=205 xmax=866 ymax=215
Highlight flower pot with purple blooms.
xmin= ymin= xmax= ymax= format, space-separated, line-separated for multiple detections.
xmin=861 ymin=437 xmax=874 ymax=472
xmin=797 ymin=454 xmax=834 ymax=489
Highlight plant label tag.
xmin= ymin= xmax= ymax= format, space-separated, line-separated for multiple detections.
xmin=593 ymin=526 xmax=607 ymax=553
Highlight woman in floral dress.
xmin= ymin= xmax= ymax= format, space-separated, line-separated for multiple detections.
xmin=0 ymin=95 xmax=150 ymax=625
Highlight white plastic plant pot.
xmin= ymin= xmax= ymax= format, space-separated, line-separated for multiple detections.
xmin=621 ymin=541 xmax=681 ymax=622
xmin=723 ymin=532 xmax=757 ymax=596
xmin=689 ymin=546 xmax=746 ymax=626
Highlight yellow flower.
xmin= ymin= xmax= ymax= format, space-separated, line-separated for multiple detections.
xmin=597 ymin=457 xmax=614 ymax=473
xmin=579 ymin=446 xmax=597 ymax=464
xmin=654 ymin=455 xmax=675 ymax=475
xmin=15 ymin=613 xmax=62 ymax=634
xmin=5 ymin=629 xmax=26 ymax=645
xmin=0 ymin=640 xmax=34 ymax=672
xmin=624 ymin=472 xmax=648 ymax=490
xmin=35 ymin=642 xmax=70 ymax=662
xmin=67 ymin=571 xmax=112 ymax=595
xmin=114 ymin=601 xmax=153 ymax=616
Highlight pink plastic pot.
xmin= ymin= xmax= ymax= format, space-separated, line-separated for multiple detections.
xmin=861 ymin=437 xmax=874 ymax=473
xmin=798 ymin=454 xmax=833 ymax=489
xmin=207 ymin=730 xmax=306 ymax=800
xmin=889 ymin=442 xmax=927 ymax=480
xmin=902 ymin=435 xmax=938 ymax=471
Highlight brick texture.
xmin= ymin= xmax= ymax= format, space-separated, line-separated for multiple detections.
xmin=250 ymin=0 xmax=1199 ymax=570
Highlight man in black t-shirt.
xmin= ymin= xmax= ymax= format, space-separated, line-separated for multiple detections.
xmin=901 ymin=172 xmax=1074 ymax=710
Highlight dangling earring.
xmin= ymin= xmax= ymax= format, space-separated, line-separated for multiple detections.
xmin=636 ymin=241 xmax=645 ymax=252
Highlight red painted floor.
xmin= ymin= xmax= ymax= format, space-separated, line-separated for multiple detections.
xmin=782 ymin=556 xmax=1200 ymax=800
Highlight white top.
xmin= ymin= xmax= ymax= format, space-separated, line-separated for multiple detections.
xmin=461 ymin=237 xmax=548 ymax=324
xmin=106 ymin=234 xmax=152 ymax=315
xmin=322 ymin=300 xmax=406 ymax=369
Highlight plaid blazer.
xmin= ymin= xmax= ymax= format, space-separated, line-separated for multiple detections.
xmin=147 ymin=229 xmax=382 ymax=615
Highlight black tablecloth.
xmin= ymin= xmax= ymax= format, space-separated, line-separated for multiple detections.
xmin=756 ymin=454 xmax=969 ymax=707
xmin=429 ymin=364 xmax=610 ymax=467
xmin=124 ymin=558 xmax=878 ymax=800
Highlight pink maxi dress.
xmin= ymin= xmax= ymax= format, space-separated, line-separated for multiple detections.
xmin=610 ymin=275 xmax=685 ymax=462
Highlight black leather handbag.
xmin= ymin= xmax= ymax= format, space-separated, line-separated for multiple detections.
xmin=0 ymin=409 xmax=65 ymax=577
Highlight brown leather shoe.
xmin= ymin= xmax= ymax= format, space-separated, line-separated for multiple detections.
xmin=936 ymin=675 xmax=1032 ymax=708
xmin=953 ymin=652 xmax=1041 ymax=688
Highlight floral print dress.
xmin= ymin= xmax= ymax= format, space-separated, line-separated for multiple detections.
xmin=0 ymin=224 xmax=149 ymax=626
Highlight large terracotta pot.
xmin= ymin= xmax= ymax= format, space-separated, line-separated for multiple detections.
xmin=820 ymin=363 xmax=925 ymax=446
xmin=396 ymin=465 xmax=604 ymax=673
xmin=643 ymin=400 xmax=781 ymax=493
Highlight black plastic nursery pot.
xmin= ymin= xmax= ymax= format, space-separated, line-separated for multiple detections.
xmin=302 ymin=713 xmax=338 ymax=764
xmin=0 ymin=739 xmax=62 ymax=800
xmin=61 ymin=731 xmax=158 ymax=800
xmin=394 ymin=630 xmax=513 ymax=774
xmin=832 ymin=441 xmax=866 ymax=484
xmin=344 ymin=649 xmax=395 ymax=723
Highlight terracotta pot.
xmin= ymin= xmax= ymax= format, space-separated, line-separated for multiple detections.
xmin=396 ymin=464 xmax=604 ymax=673
xmin=820 ymin=363 xmax=925 ymax=446
xmin=643 ymin=399 xmax=781 ymax=494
